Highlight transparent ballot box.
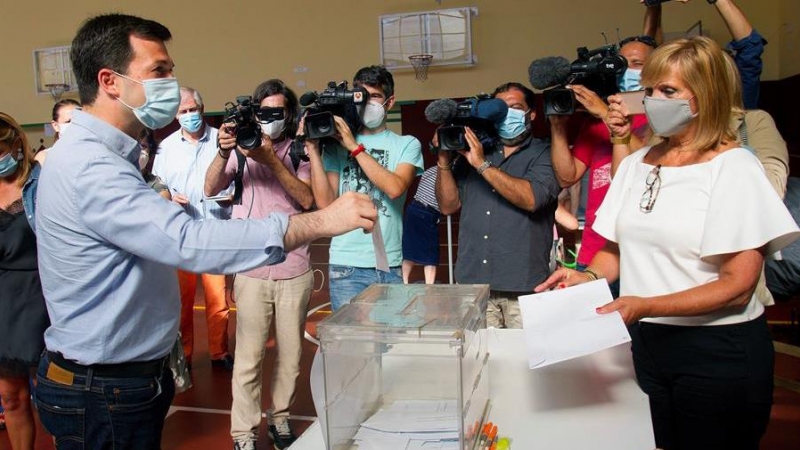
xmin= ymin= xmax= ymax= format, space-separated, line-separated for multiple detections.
xmin=317 ymin=284 xmax=490 ymax=450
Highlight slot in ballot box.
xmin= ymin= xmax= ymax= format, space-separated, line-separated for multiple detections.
xmin=317 ymin=284 xmax=490 ymax=450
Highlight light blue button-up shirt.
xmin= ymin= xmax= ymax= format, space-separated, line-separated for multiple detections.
xmin=36 ymin=110 xmax=288 ymax=365
xmin=152 ymin=125 xmax=231 ymax=220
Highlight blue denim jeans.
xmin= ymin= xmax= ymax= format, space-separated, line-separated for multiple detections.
xmin=35 ymin=352 xmax=175 ymax=449
xmin=328 ymin=265 xmax=403 ymax=311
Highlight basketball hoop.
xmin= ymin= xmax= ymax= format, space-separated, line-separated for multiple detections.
xmin=45 ymin=83 xmax=70 ymax=101
xmin=408 ymin=54 xmax=433 ymax=82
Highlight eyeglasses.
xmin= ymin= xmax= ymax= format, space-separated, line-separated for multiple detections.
xmin=620 ymin=35 xmax=658 ymax=49
xmin=640 ymin=164 xmax=661 ymax=213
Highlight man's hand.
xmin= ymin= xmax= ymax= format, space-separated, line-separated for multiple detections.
xmin=171 ymin=192 xmax=190 ymax=206
xmin=238 ymin=135 xmax=277 ymax=166
xmin=333 ymin=116 xmax=359 ymax=153
xmin=218 ymin=123 xmax=237 ymax=151
xmin=319 ymin=191 xmax=378 ymax=235
xmin=568 ymin=85 xmax=608 ymax=119
xmin=459 ymin=127 xmax=486 ymax=169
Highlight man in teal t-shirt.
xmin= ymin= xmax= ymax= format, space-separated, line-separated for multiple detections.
xmin=305 ymin=65 xmax=423 ymax=310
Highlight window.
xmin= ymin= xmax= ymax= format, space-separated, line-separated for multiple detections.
xmin=380 ymin=7 xmax=478 ymax=70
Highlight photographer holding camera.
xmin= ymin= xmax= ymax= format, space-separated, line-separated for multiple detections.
xmin=152 ymin=86 xmax=234 ymax=372
xmin=435 ymin=82 xmax=561 ymax=329
xmin=305 ymin=65 xmax=423 ymax=311
xmin=205 ymin=79 xmax=314 ymax=450
xmin=547 ymin=10 xmax=662 ymax=297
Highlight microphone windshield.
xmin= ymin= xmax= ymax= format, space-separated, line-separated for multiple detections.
xmin=472 ymin=98 xmax=509 ymax=125
xmin=299 ymin=91 xmax=318 ymax=107
xmin=424 ymin=99 xmax=458 ymax=125
xmin=528 ymin=56 xmax=572 ymax=90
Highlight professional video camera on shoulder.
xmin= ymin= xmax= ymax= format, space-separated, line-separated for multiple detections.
xmin=299 ymin=81 xmax=368 ymax=140
xmin=223 ymin=96 xmax=284 ymax=149
xmin=529 ymin=44 xmax=627 ymax=115
xmin=424 ymin=95 xmax=508 ymax=152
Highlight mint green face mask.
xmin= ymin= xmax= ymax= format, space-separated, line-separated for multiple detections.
xmin=115 ymin=72 xmax=181 ymax=130
xmin=0 ymin=151 xmax=19 ymax=178
xmin=498 ymin=108 xmax=529 ymax=139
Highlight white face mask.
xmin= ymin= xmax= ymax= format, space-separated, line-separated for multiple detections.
xmin=260 ymin=119 xmax=286 ymax=140
xmin=361 ymin=99 xmax=388 ymax=129
xmin=138 ymin=150 xmax=149 ymax=170
xmin=57 ymin=122 xmax=72 ymax=136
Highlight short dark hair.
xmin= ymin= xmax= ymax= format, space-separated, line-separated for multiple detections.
xmin=353 ymin=65 xmax=394 ymax=99
xmin=52 ymin=98 xmax=81 ymax=121
xmin=70 ymin=14 xmax=172 ymax=105
xmin=492 ymin=82 xmax=536 ymax=110
xmin=253 ymin=79 xmax=299 ymax=138
xmin=620 ymin=35 xmax=658 ymax=50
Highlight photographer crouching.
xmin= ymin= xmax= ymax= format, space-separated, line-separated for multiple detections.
xmin=204 ymin=79 xmax=314 ymax=450
xmin=434 ymin=82 xmax=562 ymax=329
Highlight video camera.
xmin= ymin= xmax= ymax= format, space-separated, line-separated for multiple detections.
xmin=528 ymin=44 xmax=627 ymax=115
xmin=299 ymin=81 xmax=368 ymax=140
xmin=223 ymin=96 xmax=284 ymax=150
xmin=424 ymin=96 xmax=508 ymax=152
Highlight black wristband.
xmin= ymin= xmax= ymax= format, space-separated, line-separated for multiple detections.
xmin=707 ymin=0 xmax=718 ymax=4
xmin=218 ymin=148 xmax=232 ymax=159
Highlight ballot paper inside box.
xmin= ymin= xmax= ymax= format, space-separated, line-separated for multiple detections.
xmin=317 ymin=284 xmax=490 ymax=450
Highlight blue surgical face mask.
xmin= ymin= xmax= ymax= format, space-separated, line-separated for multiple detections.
xmin=0 ymin=151 xmax=20 ymax=178
xmin=178 ymin=111 xmax=203 ymax=133
xmin=498 ymin=108 xmax=529 ymax=139
xmin=618 ymin=68 xmax=643 ymax=92
xmin=115 ymin=72 xmax=181 ymax=130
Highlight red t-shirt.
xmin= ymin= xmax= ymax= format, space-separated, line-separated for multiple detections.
xmin=572 ymin=115 xmax=649 ymax=265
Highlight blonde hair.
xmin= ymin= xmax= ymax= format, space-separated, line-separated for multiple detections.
xmin=0 ymin=112 xmax=32 ymax=187
xmin=641 ymin=36 xmax=737 ymax=152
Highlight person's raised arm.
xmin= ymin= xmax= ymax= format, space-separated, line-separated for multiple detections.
xmin=332 ymin=116 xmax=417 ymax=200
xmin=301 ymin=114 xmax=339 ymax=209
xmin=434 ymin=136 xmax=462 ymax=215
xmin=204 ymin=123 xmax=236 ymax=197
xmin=642 ymin=2 xmax=664 ymax=44
xmin=548 ymin=113 xmax=587 ymax=188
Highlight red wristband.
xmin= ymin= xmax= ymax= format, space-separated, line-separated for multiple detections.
xmin=350 ymin=144 xmax=366 ymax=158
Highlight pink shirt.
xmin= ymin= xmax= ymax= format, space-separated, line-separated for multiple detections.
xmin=572 ymin=115 xmax=649 ymax=265
xmin=223 ymin=139 xmax=312 ymax=280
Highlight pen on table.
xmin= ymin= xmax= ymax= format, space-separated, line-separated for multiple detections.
xmin=481 ymin=424 xmax=498 ymax=450
xmin=476 ymin=422 xmax=492 ymax=450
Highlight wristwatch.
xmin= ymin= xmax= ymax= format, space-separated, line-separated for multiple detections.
xmin=476 ymin=160 xmax=492 ymax=175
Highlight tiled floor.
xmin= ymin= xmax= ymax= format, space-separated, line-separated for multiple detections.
xmin=3 ymin=294 xmax=800 ymax=450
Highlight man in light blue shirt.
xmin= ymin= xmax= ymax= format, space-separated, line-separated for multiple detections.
xmin=153 ymin=86 xmax=234 ymax=371
xmin=33 ymin=14 xmax=376 ymax=449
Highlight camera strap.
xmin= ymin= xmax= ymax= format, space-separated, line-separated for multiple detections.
xmin=232 ymin=149 xmax=245 ymax=205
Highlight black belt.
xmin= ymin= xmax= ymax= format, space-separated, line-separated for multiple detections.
xmin=47 ymin=351 xmax=168 ymax=378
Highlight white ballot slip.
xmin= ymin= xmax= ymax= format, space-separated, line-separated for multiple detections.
xmin=518 ymin=280 xmax=631 ymax=369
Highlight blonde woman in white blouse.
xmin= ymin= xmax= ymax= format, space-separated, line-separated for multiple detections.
xmin=536 ymin=37 xmax=799 ymax=450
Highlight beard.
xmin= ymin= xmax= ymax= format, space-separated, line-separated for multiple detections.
xmin=499 ymin=125 xmax=532 ymax=147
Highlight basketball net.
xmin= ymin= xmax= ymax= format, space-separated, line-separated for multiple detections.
xmin=408 ymin=54 xmax=433 ymax=82
xmin=45 ymin=83 xmax=70 ymax=101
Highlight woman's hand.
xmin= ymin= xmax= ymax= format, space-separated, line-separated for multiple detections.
xmin=605 ymin=95 xmax=632 ymax=139
xmin=596 ymin=296 xmax=651 ymax=325
xmin=534 ymin=267 xmax=594 ymax=292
